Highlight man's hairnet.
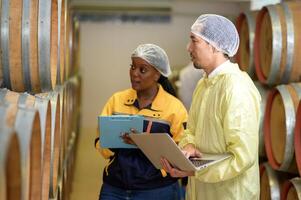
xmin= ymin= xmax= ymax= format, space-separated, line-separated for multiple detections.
xmin=191 ymin=14 xmax=239 ymax=57
xmin=131 ymin=44 xmax=171 ymax=77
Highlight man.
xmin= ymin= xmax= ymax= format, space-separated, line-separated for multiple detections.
xmin=161 ymin=14 xmax=261 ymax=199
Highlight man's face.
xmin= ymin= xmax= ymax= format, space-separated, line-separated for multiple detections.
xmin=187 ymin=33 xmax=214 ymax=72
xmin=129 ymin=57 xmax=160 ymax=92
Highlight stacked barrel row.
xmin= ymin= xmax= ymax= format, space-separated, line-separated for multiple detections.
xmin=0 ymin=0 xmax=81 ymax=200
xmin=236 ymin=1 xmax=301 ymax=199
xmin=0 ymin=0 xmax=80 ymax=92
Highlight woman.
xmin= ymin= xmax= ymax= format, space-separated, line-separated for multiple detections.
xmin=95 ymin=44 xmax=187 ymax=200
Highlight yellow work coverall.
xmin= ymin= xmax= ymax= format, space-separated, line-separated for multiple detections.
xmin=179 ymin=62 xmax=261 ymax=200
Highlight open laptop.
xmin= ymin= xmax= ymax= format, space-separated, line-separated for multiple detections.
xmin=129 ymin=133 xmax=231 ymax=171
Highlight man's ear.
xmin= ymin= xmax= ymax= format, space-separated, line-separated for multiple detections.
xmin=209 ymin=44 xmax=217 ymax=54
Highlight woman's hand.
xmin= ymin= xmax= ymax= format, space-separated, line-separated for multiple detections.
xmin=160 ymin=158 xmax=195 ymax=177
xmin=120 ymin=128 xmax=138 ymax=145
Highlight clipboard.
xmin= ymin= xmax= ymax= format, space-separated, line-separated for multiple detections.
xmin=129 ymin=133 xmax=231 ymax=171
xmin=98 ymin=115 xmax=144 ymax=148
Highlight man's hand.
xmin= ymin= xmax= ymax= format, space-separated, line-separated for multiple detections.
xmin=160 ymin=158 xmax=195 ymax=177
xmin=182 ymin=143 xmax=202 ymax=158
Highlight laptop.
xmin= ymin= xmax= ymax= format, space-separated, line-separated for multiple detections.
xmin=129 ymin=133 xmax=231 ymax=171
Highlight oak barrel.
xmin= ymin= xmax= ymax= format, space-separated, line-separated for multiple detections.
xmin=254 ymin=2 xmax=301 ymax=85
xmin=0 ymin=0 xmax=59 ymax=92
xmin=236 ymin=11 xmax=257 ymax=79
xmin=0 ymin=103 xmax=42 ymax=200
xmin=264 ymin=83 xmax=301 ymax=172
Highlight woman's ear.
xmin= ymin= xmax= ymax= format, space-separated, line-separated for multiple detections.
xmin=155 ymin=72 xmax=161 ymax=82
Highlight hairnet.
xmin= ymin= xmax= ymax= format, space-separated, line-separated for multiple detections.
xmin=191 ymin=14 xmax=239 ymax=57
xmin=131 ymin=44 xmax=171 ymax=77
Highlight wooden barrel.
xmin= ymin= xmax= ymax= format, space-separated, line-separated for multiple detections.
xmin=264 ymin=83 xmax=301 ymax=172
xmin=0 ymin=103 xmax=42 ymax=200
xmin=0 ymin=89 xmax=52 ymax=200
xmin=19 ymin=93 xmax=52 ymax=200
xmin=254 ymin=82 xmax=269 ymax=158
xmin=38 ymin=0 xmax=58 ymax=92
xmin=0 ymin=0 xmax=59 ymax=92
xmin=281 ymin=177 xmax=301 ymax=199
xmin=0 ymin=126 xmax=21 ymax=200
xmin=37 ymin=92 xmax=61 ymax=198
xmin=57 ymin=0 xmax=66 ymax=84
xmin=294 ymin=100 xmax=301 ymax=176
xmin=254 ymin=2 xmax=301 ymax=86
xmin=235 ymin=11 xmax=257 ymax=79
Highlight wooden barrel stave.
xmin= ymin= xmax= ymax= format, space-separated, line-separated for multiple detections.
xmin=0 ymin=126 xmax=21 ymax=200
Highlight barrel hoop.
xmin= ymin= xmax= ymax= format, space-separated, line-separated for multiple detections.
xmin=1 ymin=0 xmax=11 ymax=89
xmin=22 ymin=0 xmax=33 ymax=91
xmin=38 ymin=0 xmax=52 ymax=91
xmin=277 ymin=85 xmax=295 ymax=170
xmin=267 ymin=5 xmax=282 ymax=85
xmin=291 ymin=83 xmax=301 ymax=99
xmin=291 ymin=178 xmax=301 ymax=199
xmin=264 ymin=163 xmax=281 ymax=199
xmin=281 ymin=2 xmax=295 ymax=83
xmin=49 ymin=92 xmax=60 ymax=197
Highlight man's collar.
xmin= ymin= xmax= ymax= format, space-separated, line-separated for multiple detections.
xmin=208 ymin=60 xmax=230 ymax=78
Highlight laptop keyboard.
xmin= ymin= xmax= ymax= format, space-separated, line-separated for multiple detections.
xmin=189 ymin=159 xmax=214 ymax=167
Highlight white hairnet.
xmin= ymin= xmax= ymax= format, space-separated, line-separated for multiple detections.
xmin=131 ymin=44 xmax=171 ymax=77
xmin=191 ymin=14 xmax=239 ymax=57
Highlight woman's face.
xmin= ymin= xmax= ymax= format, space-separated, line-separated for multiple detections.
xmin=130 ymin=57 xmax=160 ymax=92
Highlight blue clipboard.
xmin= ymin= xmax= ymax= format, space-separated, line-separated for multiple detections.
xmin=98 ymin=115 xmax=144 ymax=148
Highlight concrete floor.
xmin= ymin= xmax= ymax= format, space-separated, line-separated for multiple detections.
xmin=70 ymin=127 xmax=106 ymax=200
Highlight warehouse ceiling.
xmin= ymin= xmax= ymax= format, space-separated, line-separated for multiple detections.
xmin=70 ymin=0 xmax=281 ymax=11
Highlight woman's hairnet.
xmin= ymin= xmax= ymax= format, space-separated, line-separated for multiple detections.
xmin=191 ymin=14 xmax=239 ymax=57
xmin=131 ymin=44 xmax=171 ymax=77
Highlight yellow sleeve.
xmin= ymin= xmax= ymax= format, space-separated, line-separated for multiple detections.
xmin=171 ymin=102 xmax=188 ymax=143
xmin=95 ymin=96 xmax=115 ymax=159
xmin=178 ymin=95 xmax=197 ymax=148
xmin=194 ymin=83 xmax=260 ymax=182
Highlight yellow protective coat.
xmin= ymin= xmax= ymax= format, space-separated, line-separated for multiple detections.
xmin=179 ymin=62 xmax=261 ymax=200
